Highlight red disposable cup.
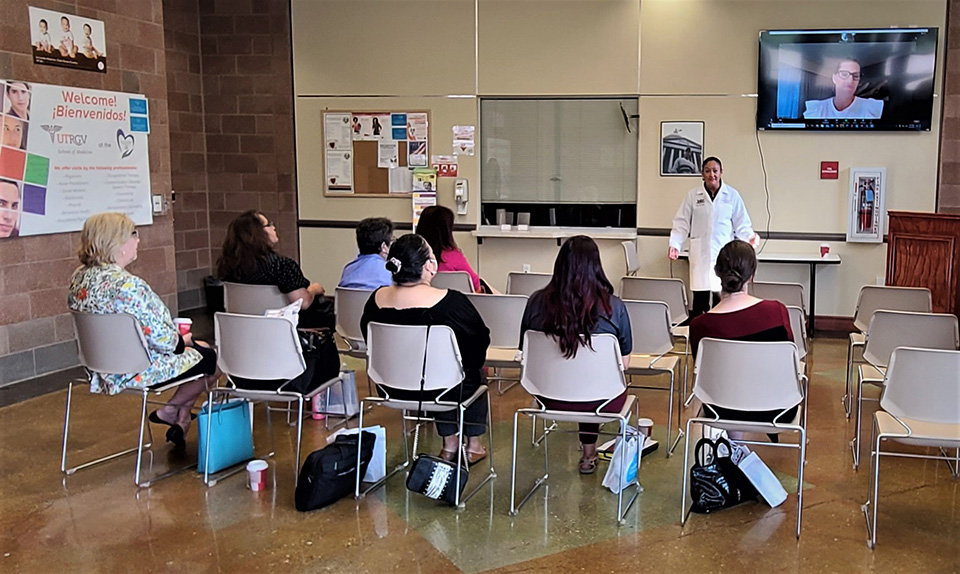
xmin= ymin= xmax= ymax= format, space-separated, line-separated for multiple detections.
xmin=247 ymin=460 xmax=268 ymax=491
xmin=173 ymin=318 xmax=192 ymax=336
xmin=820 ymin=243 xmax=830 ymax=258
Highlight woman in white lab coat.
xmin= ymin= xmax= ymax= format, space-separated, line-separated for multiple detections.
xmin=668 ymin=157 xmax=757 ymax=318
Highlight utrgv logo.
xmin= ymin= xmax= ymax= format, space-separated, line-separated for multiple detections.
xmin=41 ymin=124 xmax=63 ymax=143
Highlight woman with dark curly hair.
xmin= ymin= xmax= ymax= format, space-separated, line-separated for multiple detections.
xmin=217 ymin=210 xmax=333 ymax=328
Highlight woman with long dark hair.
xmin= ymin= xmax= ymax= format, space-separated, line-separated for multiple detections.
xmin=416 ymin=205 xmax=482 ymax=293
xmin=217 ymin=210 xmax=332 ymax=328
xmin=519 ymin=235 xmax=633 ymax=474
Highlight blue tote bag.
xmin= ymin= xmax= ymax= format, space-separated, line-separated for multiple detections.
xmin=197 ymin=398 xmax=255 ymax=474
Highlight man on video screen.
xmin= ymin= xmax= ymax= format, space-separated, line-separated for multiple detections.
xmin=803 ymin=58 xmax=884 ymax=119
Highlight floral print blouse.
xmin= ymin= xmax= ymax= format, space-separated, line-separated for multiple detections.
xmin=67 ymin=264 xmax=202 ymax=395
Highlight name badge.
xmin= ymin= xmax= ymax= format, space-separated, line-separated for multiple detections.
xmin=695 ymin=195 xmax=706 ymax=207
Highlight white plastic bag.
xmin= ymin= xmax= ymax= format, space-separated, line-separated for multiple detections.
xmin=602 ymin=427 xmax=642 ymax=494
xmin=737 ymin=451 xmax=788 ymax=507
xmin=328 ymin=424 xmax=386 ymax=483
xmin=324 ymin=370 xmax=359 ymax=417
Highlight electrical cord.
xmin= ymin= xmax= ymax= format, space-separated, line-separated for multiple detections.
xmin=754 ymin=130 xmax=772 ymax=254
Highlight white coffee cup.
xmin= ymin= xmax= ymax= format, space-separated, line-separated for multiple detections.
xmin=637 ymin=418 xmax=654 ymax=438
xmin=247 ymin=459 xmax=268 ymax=491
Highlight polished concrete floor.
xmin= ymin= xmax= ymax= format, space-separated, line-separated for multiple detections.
xmin=1 ymin=335 xmax=958 ymax=573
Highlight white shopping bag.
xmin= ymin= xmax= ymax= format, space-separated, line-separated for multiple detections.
xmin=601 ymin=427 xmax=642 ymax=494
xmin=325 ymin=370 xmax=359 ymax=418
xmin=737 ymin=451 xmax=788 ymax=507
xmin=328 ymin=425 xmax=386 ymax=483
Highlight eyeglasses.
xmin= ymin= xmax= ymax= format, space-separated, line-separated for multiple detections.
xmin=263 ymin=220 xmax=275 ymax=228
xmin=131 ymin=229 xmax=139 ymax=238
xmin=835 ymin=70 xmax=862 ymax=81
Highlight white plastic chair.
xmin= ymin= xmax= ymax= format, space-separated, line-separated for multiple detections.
xmin=432 ymin=271 xmax=474 ymax=293
xmin=850 ymin=310 xmax=959 ymax=469
xmin=786 ymin=305 xmax=808 ymax=366
xmin=750 ymin=281 xmax=806 ymax=314
xmin=357 ymin=322 xmax=495 ymax=507
xmin=621 ymin=239 xmax=640 ymax=277
xmin=619 ymin=276 xmax=692 ymax=406
xmin=465 ymin=293 xmax=528 ymax=394
xmin=862 ymin=347 xmax=960 ymax=548
xmin=222 ymin=281 xmax=289 ymax=315
xmin=334 ymin=286 xmax=374 ymax=359
xmin=623 ymin=299 xmax=682 ymax=456
xmin=62 ymin=312 xmax=205 ymax=487
xmin=506 ymin=272 xmax=552 ymax=296
xmin=843 ymin=285 xmax=932 ymax=418
xmin=511 ymin=331 xmax=641 ymax=524
xmin=680 ymin=338 xmax=808 ymax=538
xmin=209 ymin=312 xmax=345 ymax=487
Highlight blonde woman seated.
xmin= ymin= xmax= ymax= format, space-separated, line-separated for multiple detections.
xmin=359 ymin=234 xmax=491 ymax=464
xmin=67 ymin=213 xmax=219 ymax=447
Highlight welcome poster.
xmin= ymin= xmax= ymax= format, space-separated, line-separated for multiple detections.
xmin=0 ymin=80 xmax=152 ymax=240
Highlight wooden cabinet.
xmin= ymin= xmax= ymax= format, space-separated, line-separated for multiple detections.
xmin=886 ymin=211 xmax=960 ymax=316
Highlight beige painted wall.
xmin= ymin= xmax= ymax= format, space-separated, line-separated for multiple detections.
xmin=292 ymin=0 xmax=947 ymax=317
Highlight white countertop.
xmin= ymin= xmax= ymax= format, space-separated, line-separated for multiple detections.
xmin=678 ymin=251 xmax=841 ymax=264
xmin=472 ymin=226 xmax=638 ymax=240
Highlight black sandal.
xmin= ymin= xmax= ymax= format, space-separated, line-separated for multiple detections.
xmin=579 ymin=455 xmax=598 ymax=475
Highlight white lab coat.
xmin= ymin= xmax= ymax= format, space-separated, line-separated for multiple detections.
xmin=669 ymin=182 xmax=755 ymax=292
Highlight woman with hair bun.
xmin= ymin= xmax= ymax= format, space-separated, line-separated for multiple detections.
xmin=359 ymin=234 xmax=491 ymax=464
xmin=689 ymin=239 xmax=796 ymax=426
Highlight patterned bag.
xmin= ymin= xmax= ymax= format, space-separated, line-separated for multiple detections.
xmin=689 ymin=437 xmax=758 ymax=513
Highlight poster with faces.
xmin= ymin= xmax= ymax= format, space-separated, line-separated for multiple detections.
xmin=29 ymin=7 xmax=107 ymax=73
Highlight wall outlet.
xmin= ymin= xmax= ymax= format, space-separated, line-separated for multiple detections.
xmin=522 ymin=264 xmax=531 ymax=273
xmin=152 ymin=194 xmax=163 ymax=214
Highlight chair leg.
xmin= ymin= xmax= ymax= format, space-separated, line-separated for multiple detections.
xmin=851 ymin=376 xmax=864 ymax=470
xmin=511 ymin=411 xmax=550 ymax=517
xmin=665 ymin=369 xmax=674 ymax=458
xmin=861 ymin=419 xmax=881 ymax=548
xmin=60 ymin=381 xmax=74 ymax=474
xmin=355 ymin=401 xmax=366 ymax=499
xmin=134 ymin=391 xmax=150 ymax=487
xmin=203 ymin=390 xmax=216 ymax=486
xmin=680 ymin=418 xmax=695 ymax=525
xmin=796 ymin=426 xmax=806 ymax=539
xmin=294 ymin=398 xmax=304 ymax=487
xmin=844 ymin=341 xmax=854 ymax=418
xmin=454 ymin=407 xmax=465 ymax=508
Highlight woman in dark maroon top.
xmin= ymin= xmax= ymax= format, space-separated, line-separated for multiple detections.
xmin=689 ymin=239 xmax=796 ymax=425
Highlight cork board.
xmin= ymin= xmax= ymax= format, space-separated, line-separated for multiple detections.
xmin=322 ymin=110 xmax=430 ymax=196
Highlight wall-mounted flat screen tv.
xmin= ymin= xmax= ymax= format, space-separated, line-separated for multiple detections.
xmin=757 ymin=28 xmax=938 ymax=131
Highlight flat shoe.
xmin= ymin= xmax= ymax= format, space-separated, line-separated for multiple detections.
xmin=439 ymin=449 xmax=458 ymax=462
xmin=465 ymin=449 xmax=487 ymax=467
xmin=579 ymin=455 xmax=598 ymax=475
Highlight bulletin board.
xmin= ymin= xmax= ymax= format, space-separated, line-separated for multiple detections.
xmin=322 ymin=110 xmax=430 ymax=196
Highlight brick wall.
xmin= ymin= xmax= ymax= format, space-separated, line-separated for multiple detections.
xmin=163 ymin=0 xmax=211 ymax=309
xmin=199 ymin=0 xmax=299 ymax=264
xmin=940 ymin=1 xmax=960 ymax=214
xmin=0 ymin=0 xmax=176 ymax=386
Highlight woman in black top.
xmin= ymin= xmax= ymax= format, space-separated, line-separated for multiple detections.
xmin=218 ymin=210 xmax=333 ymax=328
xmin=519 ymin=235 xmax=633 ymax=474
xmin=360 ymin=234 xmax=491 ymax=464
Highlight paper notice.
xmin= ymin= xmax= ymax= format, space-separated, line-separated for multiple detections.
xmin=378 ymin=141 xmax=399 ymax=168
xmin=325 ymin=150 xmax=353 ymax=192
xmin=406 ymin=112 xmax=428 ymax=142
xmin=389 ymin=168 xmax=413 ymax=193
xmin=412 ymin=191 xmax=437 ymax=230
xmin=324 ymin=113 xmax=352 ymax=151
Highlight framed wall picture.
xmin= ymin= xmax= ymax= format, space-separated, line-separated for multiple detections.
xmin=847 ymin=167 xmax=887 ymax=243
xmin=660 ymin=121 xmax=704 ymax=176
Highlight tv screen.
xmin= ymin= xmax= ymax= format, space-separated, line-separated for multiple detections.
xmin=757 ymin=28 xmax=938 ymax=131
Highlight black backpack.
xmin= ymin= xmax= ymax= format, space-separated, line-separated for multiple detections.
xmin=295 ymin=431 xmax=375 ymax=512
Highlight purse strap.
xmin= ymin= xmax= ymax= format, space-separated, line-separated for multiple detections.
xmin=693 ymin=437 xmax=717 ymax=467
xmin=415 ymin=324 xmax=431 ymax=422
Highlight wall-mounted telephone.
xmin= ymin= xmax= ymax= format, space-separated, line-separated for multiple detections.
xmin=454 ymin=178 xmax=469 ymax=215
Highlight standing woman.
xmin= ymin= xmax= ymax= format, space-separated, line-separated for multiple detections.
xmin=218 ymin=210 xmax=333 ymax=328
xmin=416 ymin=205 xmax=483 ymax=293
xmin=668 ymin=156 xmax=758 ymax=319
xmin=67 ymin=213 xmax=219 ymax=447
xmin=519 ymin=235 xmax=633 ymax=474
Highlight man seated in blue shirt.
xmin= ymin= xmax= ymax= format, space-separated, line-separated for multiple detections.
xmin=338 ymin=217 xmax=394 ymax=289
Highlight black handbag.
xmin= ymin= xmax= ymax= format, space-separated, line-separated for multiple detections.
xmin=295 ymin=430 xmax=376 ymax=512
xmin=689 ymin=437 xmax=758 ymax=514
xmin=289 ymin=327 xmax=341 ymax=395
xmin=404 ymin=325 xmax=469 ymax=505
xmin=406 ymin=453 xmax=469 ymax=505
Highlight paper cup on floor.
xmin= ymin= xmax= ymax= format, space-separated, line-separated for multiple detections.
xmin=247 ymin=459 xmax=268 ymax=491
xmin=637 ymin=418 xmax=654 ymax=438
xmin=173 ymin=318 xmax=192 ymax=336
